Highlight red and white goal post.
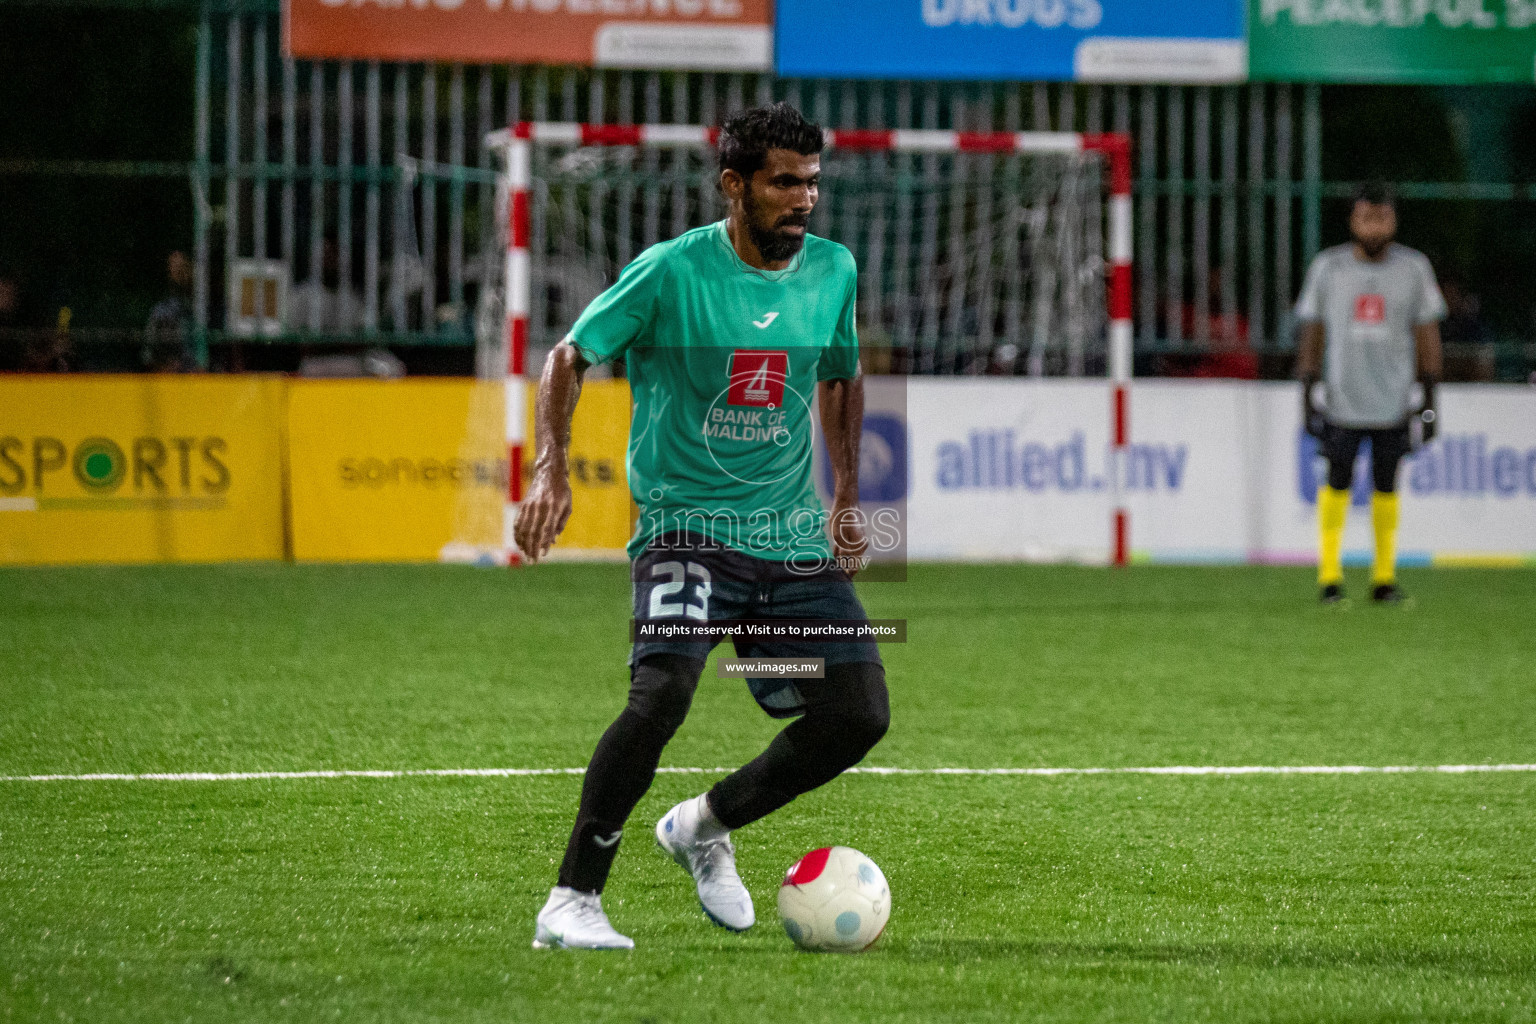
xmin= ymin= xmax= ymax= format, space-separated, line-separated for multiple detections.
xmin=487 ymin=122 xmax=1134 ymax=566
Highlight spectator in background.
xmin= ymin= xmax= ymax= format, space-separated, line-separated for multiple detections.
xmin=22 ymin=305 xmax=74 ymax=373
xmin=0 ymin=271 xmax=72 ymax=373
xmin=143 ymin=250 xmax=196 ymax=371
xmin=1160 ymin=267 xmax=1259 ymax=380
xmin=288 ymin=237 xmax=363 ymax=335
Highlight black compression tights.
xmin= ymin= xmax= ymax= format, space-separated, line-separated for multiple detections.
xmin=557 ymin=656 xmax=889 ymax=894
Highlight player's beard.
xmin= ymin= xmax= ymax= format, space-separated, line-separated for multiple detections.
xmin=743 ymin=184 xmax=809 ymax=264
xmin=1353 ymin=231 xmax=1392 ymax=259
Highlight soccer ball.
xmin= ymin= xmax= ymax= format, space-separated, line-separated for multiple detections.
xmin=777 ymin=846 xmax=890 ymax=952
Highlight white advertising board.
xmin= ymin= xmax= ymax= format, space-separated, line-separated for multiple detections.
xmin=1254 ymin=383 xmax=1536 ymax=567
xmin=906 ymin=379 xmax=1115 ymax=562
xmin=899 ymin=379 xmax=1536 ymax=566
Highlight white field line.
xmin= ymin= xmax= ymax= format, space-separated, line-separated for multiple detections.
xmin=3 ymin=764 xmax=1536 ymax=783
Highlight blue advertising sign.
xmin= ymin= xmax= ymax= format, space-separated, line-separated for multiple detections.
xmin=775 ymin=0 xmax=1248 ymax=82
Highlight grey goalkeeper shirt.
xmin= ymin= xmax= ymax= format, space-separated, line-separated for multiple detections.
xmin=1295 ymin=243 xmax=1446 ymax=429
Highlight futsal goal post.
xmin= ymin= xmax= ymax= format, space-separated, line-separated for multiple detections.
xmin=484 ymin=122 xmax=1133 ymax=566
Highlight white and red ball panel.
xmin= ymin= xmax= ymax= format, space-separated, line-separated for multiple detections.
xmin=777 ymin=845 xmax=890 ymax=952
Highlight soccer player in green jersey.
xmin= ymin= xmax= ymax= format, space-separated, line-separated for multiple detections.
xmin=518 ymin=104 xmax=890 ymax=950
xmin=1296 ymin=181 xmax=1445 ymax=605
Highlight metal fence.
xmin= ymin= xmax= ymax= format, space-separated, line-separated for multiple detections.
xmin=7 ymin=1 xmax=1531 ymax=378
xmin=191 ymin=6 xmax=1346 ymax=373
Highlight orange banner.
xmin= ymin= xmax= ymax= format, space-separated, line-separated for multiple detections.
xmin=284 ymin=0 xmax=772 ymax=69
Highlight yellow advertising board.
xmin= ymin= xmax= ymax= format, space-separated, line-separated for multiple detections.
xmin=534 ymin=377 xmax=633 ymax=556
xmin=287 ymin=378 xmax=631 ymax=562
xmin=0 ymin=375 xmax=287 ymax=564
xmin=287 ymin=379 xmax=503 ymax=563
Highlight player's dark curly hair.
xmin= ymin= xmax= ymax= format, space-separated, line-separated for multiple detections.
xmin=717 ymin=102 xmax=824 ymax=180
xmin=1353 ymin=179 xmax=1397 ymax=209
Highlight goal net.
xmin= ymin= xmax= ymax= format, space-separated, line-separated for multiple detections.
xmin=454 ymin=123 xmax=1131 ymax=565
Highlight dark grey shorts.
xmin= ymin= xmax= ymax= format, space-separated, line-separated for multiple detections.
xmin=629 ymin=532 xmax=883 ymax=717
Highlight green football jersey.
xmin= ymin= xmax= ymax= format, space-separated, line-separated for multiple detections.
xmin=568 ymin=220 xmax=860 ymax=562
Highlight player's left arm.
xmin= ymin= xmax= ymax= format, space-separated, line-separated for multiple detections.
xmin=819 ymin=367 xmax=868 ymax=576
xmin=819 ymin=254 xmax=868 ymax=575
xmin=1414 ymin=321 xmax=1443 ymax=441
xmin=1414 ymin=259 xmax=1447 ymax=441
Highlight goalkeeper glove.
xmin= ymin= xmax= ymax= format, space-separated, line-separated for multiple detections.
xmin=1415 ymin=377 xmax=1439 ymax=446
xmin=1301 ymin=376 xmax=1327 ymax=440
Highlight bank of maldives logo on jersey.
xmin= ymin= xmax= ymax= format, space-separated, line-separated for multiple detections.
xmin=1354 ymin=294 xmax=1386 ymax=324
xmin=727 ymin=350 xmax=788 ymax=407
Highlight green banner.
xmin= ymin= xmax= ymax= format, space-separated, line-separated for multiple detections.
xmin=1250 ymin=0 xmax=1536 ymax=82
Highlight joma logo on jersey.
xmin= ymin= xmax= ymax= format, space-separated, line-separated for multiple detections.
xmin=1354 ymin=294 xmax=1386 ymax=324
xmin=727 ymin=350 xmax=788 ymax=407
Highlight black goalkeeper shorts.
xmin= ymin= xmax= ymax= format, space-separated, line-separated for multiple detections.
xmin=629 ymin=531 xmax=882 ymax=718
xmin=1322 ymin=421 xmax=1412 ymax=493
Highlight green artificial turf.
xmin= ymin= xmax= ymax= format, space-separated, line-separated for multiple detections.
xmin=2 ymin=563 xmax=1534 ymax=1022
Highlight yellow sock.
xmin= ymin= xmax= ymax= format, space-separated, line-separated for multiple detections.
xmin=1317 ymin=486 xmax=1349 ymax=586
xmin=1371 ymin=491 xmax=1400 ymax=585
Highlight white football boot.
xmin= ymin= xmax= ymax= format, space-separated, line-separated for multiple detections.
xmin=532 ymin=886 xmax=634 ymax=950
xmin=655 ymin=795 xmax=755 ymax=931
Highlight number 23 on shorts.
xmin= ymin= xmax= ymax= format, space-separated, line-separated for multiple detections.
xmin=648 ymin=561 xmax=712 ymax=621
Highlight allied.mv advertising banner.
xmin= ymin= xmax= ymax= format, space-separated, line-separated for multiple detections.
xmin=899 ymin=379 xmax=1536 ymax=566
xmin=285 ymin=0 xmax=772 ymax=69
xmin=1250 ymin=0 xmax=1536 ymax=82
xmin=775 ymin=0 xmax=1246 ymax=82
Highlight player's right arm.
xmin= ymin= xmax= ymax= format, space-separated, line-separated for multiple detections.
xmin=1297 ymin=321 xmax=1327 ymax=438
xmin=1294 ymin=253 xmax=1329 ymax=438
xmin=515 ymin=341 xmax=587 ymax=563
xmin=514 ymin=246 xmax=669 ymax=561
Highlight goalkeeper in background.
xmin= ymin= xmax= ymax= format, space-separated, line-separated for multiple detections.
xmin=1295 ymin=181 xmax=1444 ymax=604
